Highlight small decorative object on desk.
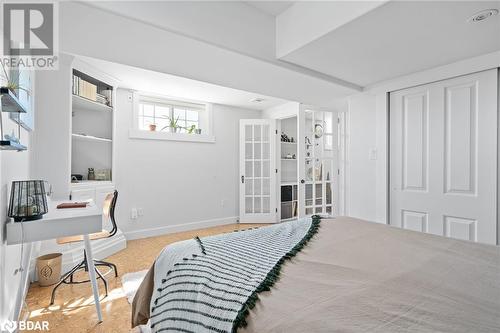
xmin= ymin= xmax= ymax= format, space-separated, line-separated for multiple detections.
xmin=8 ymin=180 xmax=49 ymax=222
xmin=148 ymin=124 xmax=157 ymax=131
xmin=57 ymin=202 xmax=88 ymax=209
xmin=95 ymin=169 xmax=111 ymax=181
xmin=88 ymin=168 xmax=95 ymax=181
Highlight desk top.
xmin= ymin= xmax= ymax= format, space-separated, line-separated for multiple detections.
xmin=6 ymin=199 xmax=102 ymax=245
xmin=43 ymin=200 xmax=101 ymax=220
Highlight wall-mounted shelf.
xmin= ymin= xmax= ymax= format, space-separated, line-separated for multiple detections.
xmin=72 ymin=133 xmax=112 ymax=143
xmin=0 ymin=140 xmax=27 ymax=151
xmin=72 ymin=94 xmax=112 ymax=112
xmin=0 ymin=87 xmax=27 ymax=113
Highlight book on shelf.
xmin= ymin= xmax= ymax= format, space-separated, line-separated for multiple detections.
xmin=72 ymin=74 xmax=112 ymax=107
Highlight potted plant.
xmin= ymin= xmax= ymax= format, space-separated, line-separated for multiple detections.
xmin=161 ymin=116 xmax=180 ymax=133
xmin=1 ymin=62 xmax=29 ymax=96
xmin=148 ymin=124 xmax=157 ymax=131
xmin=186 ymin=124 xmax=196 ymax=134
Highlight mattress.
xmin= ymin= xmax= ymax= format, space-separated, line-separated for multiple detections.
xmin=133 ymin=217 xmax=500 ymax=332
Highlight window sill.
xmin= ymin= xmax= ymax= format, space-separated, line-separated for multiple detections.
xmin=129 ymin=129 xmax=216 ymax=143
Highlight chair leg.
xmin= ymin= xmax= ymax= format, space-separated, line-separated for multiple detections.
xmin=50 ymin=262 xmax=84 ymax=305
xmin=94 ymin=267 xmax=108 ymax=297
xmin=95 ymin=260 xmax=118 ymax=277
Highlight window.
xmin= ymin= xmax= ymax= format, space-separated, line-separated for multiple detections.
xmin=137 ymin=97 xmax=204 ymax=133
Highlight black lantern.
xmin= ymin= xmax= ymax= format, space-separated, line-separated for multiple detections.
xmin=8 ymin=180 xmax=49 ymax=222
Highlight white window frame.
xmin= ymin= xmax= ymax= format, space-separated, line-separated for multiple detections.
xmin=129 ymin=91 xmax=215 ymax=143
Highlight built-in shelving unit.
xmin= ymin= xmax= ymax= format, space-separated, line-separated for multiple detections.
xmin=0 ymin=87 xmax=28 ymax=151
xmin=72 ymin=94 xmax=113 ymax=112
xmin=71 ymin=68 xmax=114 ymax=183
xmin=278 ymin=116 xmax=298 ymax=221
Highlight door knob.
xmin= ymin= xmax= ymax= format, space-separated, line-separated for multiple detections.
xmin=301 ymin=179 xmax=305 ymax=184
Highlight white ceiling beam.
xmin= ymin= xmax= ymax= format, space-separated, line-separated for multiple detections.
xmin=59 ymin=2 xmax=358 ymax=107
xmin=276 ymin=1 xmax=389 ymax=58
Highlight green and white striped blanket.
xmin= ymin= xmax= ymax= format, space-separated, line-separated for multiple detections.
xmin=149 ymin=216 xmax=321 ymax=333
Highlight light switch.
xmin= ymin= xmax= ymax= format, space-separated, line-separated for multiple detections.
xmin=130 ymin=208 xmax=138 ymax=219
xmin=369 ymin=148 xmax=378 ymax=160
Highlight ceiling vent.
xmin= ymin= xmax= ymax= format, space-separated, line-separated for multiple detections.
xmin=467 ymin=9 xmax=499 ymax=23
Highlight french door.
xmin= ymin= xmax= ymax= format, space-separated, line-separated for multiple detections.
xmin=239 ymin=119 xmax=277 ymax=223
xmin=390 ymin=69 xmax=497 ymax=244
xmin=298 ymin=107 xmax=339 ymax=218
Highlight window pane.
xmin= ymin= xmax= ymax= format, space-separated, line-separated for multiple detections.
xmin=155 ymin=105 xmax=170 ymax=118
xmin=174 ymin=108 xmax=186 ymax=119
xmin=156 ymin=118 xmax=169 ymax=131
xmin=186 ymin=110 xmax=199 ymax=121
xmin=142 ymin=116 xmax=155 ymax=128
xmin=142 ymin=104 xmax=154 ymax=117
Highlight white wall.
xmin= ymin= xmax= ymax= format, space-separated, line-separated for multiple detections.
xmin=0 ymin=108 xmax=32 ymax=323
xmin=114 ymin=89 xmax=261 ymax=239
xmin=346 ymin=93 xmax=378 ymax=221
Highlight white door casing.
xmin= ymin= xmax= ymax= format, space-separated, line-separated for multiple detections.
xmin=390 ymin=69 xmax=497 ymax=244
xmin=239 ymin=119 xmax=277 ymax=223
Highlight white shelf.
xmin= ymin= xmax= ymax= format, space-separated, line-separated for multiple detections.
xmin=72 ymin=133 xmax=112 ymax=143
xmin=281 ymin=142 xmax=297 ymax=145
xmin=281 ymin=158 xmax=297 ymax=161
xmin=281 ymin=182 xmax=298 ymax=186
xmin=71 ymin=180 xmax=113 ymax=188
xmin=72 ymin=94 xmax=113 ymax=112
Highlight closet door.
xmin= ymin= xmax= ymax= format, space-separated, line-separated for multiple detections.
xmin=298 ymin=107 xmax=339 ymax=218
xmin=390 ymin=69 xmax=497 ymax=244
xmin=239 ymin=119 xmax=277 ymax=223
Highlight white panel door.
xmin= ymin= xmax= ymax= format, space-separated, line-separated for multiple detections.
xmin=239 ymin=119 xmax=277 ymax=223
xmin=390 ymin=69 xmax=497 ymax=244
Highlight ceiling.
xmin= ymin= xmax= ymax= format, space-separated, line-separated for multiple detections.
xmin=245 ymin=1 xmax=294 ymax=16
xmin=79 ymin=1 xmax=500 ymax=105
xmin=281 ymin=1 xmax=500 ymax=86
xmin=78 ymin=56 xmax=289 ymax=111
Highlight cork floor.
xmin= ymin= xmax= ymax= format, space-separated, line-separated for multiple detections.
xmin=22 ymin=223 xmax=264 ymax=333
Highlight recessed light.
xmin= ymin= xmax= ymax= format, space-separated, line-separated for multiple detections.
xmin=251 ymin=98 xmax=265 ymax=103
xmin=467 ymin=9 xmax=498 ymax=23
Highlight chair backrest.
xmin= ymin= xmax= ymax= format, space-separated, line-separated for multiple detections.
xmin=102 ymin=190 xmax=118 ymax=237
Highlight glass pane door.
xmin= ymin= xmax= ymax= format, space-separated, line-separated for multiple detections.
xmin=240 ymin=119 xmax=276 ymax=223
xmin=301 ymin=108 xmax=337 ymax=217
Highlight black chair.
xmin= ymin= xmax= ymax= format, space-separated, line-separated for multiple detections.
xmin=50 ymin=190 xmax=119 ymax=305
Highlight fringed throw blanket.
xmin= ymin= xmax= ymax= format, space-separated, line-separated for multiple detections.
xmin=149 ymin=216 xmax=321 ymax=333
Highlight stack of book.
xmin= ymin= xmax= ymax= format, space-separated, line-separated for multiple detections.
xmin=73 ymin=75 xmax=97 ymax=101
xmin=96 ymin=93 xmax=108 ymax=105
xmin=72 ymin=75 xmax=112 ymax=107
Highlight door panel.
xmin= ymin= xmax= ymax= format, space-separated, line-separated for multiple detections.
xmin=239 ymin=119 xmax=276 ymax=223
xmin=390 ymin=69 xmax=497 ymax=244
xmin=298 ymin=107 xmax=339 ymax=218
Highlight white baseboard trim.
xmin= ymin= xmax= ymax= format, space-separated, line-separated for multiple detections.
xmin=123 ymin=216 xmax=239 ymax=240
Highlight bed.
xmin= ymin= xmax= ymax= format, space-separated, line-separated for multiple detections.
xmin=132 ymin=217 xmax=500 ymax=333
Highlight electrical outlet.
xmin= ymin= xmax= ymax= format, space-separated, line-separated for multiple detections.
xmin=130 ymin=208 xmax=138 ymax=219
xmin=137 ymin=208 xmax=144 ymax=216
xmin=221 ymin=199 xmax=226 ymax=207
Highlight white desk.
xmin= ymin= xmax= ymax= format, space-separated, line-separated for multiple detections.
xmin=6 ymin=200 xmax=104 ymax=323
